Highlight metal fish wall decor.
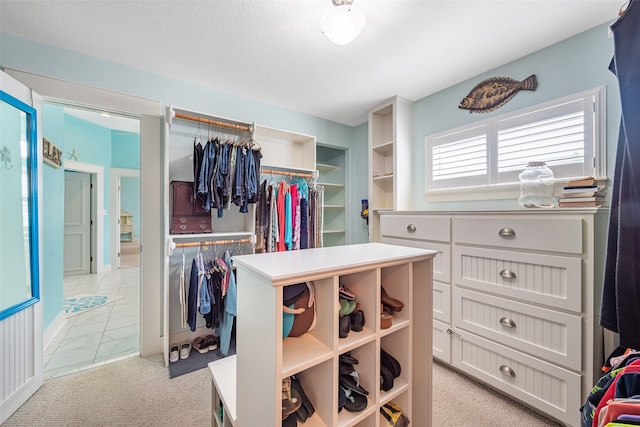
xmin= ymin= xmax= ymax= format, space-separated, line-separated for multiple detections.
xmin=459 ymin=74 xmax=538 ymax=113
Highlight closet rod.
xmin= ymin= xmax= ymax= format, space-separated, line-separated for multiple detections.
xmin=174 ymin=112 xmax=252 ymax=132
xmin=174 ymin=237 xmax=254 ymax=249
xmin=261 ymin=168 xmax=315 ymax=179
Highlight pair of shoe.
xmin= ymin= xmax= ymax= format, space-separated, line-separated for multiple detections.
xmin=339 ymin=352 xmax=368 ymax=413
xmin=339 ymin=308 xmax=366 ymax=338
xmin=193 ymin=335 xmax=218 ymax=354
xmin=380 ymin=348 xmax=401 ymax=392
xmin=169 ymin=341 xmax=192 ymax=362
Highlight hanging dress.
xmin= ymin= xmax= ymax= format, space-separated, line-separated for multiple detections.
xmin=601 ymin=0 xmax=640 ymax=350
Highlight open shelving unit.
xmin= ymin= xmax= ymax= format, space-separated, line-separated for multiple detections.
xmin=317 ymin=145 xmax=347 ymax=247
xmin=232 ymin=243 xmax=435 ymax=427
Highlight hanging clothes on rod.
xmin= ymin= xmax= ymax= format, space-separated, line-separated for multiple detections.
xmin=255 ymin=169 xmax=323 ymax=253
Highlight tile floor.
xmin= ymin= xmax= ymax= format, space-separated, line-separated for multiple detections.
xmin=43 ymin=266 xmax=140 ymax=378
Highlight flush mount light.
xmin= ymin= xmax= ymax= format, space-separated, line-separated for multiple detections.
xmin=99 ymin=112 xmax=111 ymax=118
xmin=321 ymin=0 xmax=366 ymax=45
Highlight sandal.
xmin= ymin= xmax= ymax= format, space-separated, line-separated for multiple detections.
xmin=339 ymin=284 xmax=355 ymax=301
xmin=205 ymin=335 xmax=218 ymax=350
xmin=193 ymin=337 xmax=209 ymax=354
xmin=341 ymin=386 xmax=368 ymax=412
xmin=381 ymin=286 xmax=404 ymax=312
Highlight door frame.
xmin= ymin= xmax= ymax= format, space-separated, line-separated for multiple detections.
xmin=4 ymin=68 xmax=164 ymax=358
xmin=64 ymin=160 xmax=105 ymax=273
xmin=110 ymin=167 xmax=140 ymax=269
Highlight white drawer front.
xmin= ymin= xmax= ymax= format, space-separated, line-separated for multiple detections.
xmin=453 ymin=246 xmax=582 ymax=313
xmin=452 ymin=330 xmax=581 ymax=427
xmin=453 ymin=217 xmax=583 ymax=254
xmin=381 ymin=214 xmax=450 ymax=242
xmin=433 ymin=319 xmax=451 ymax=363
xmin=452 ymin=288 xmax=581 ymax=370
xmin=433 ymin=281 xmax=450 ymax=323
xmin=382 ymin=237 xmax=450 ymax=283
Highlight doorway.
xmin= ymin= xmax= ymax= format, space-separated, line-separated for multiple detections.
xmin=43 ymin=104 xmax=142 ymax=378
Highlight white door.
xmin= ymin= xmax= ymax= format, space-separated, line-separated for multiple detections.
xmin=64 ymin=171 xmax=91 ymax=275
xmin=0 ymin=70 xmax=43 ymax=424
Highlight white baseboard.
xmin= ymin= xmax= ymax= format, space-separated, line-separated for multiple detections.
xmin=43 ymin=311 xmax=66 ymax=350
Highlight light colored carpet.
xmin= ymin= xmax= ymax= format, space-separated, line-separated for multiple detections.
xmin=4 ymin=356 xmax=562 ymax=426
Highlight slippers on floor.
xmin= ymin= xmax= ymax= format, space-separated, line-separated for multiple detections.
xmin=169 ymin=343 xmax=180 ymax=363
xmin=193 ymin=337 xmax=209 ymax=354
xmin=179 ymin=341 xmax=191 ymax=360
xmin=205 ymin=335 xmax=218 ymax=350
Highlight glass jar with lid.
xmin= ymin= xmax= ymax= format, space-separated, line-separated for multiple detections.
xmin=518 ymin=162 xmax=555 ymax=208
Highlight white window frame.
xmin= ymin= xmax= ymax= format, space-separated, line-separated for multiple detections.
xmin=424 ymin=87 xmax=606 ymax=202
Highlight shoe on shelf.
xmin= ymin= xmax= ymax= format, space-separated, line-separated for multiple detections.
xmin=339 ymin=284 xmax=356 ymax=301
xmin=350 ymin=309 xmax=365 ymax=332
xmin=381 ymin=286 xmax=404 ymax=312
xmin=169 ymin=344 xmax=180 ymax=363
xmin=179 ymin=341 xmax=192 ymax=360
xmin=339 ymin=315 xmax=351 ymax=338
xmin=381 ymin=348 xmax=401 ymax=378
xmin=380 ymin=304 xmax=393 ymax=329
xmin=282 ymin=377 xmax=302 ymax=420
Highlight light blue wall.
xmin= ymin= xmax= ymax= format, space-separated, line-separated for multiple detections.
xmin=41 ymin=104 xmax=65 ymax=327
xmin=411 ymin=22 xmax=620 ymax=211
xmin=111 ymin=131 xmax=140 ymax=169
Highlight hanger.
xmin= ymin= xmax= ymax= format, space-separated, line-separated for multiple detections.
xmin=619 ymin=0 xmax=630 ymax=16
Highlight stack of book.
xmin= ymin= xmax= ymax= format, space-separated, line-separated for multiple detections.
xmin=558 ymin=177 xmax=607 ymax=207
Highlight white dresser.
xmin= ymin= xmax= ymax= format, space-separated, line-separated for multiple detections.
xmin=380 ymin=209 xmax=608 ymax=427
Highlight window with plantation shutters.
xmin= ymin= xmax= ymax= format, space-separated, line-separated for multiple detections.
xmin=425 ymin=88 xmax=604 ymax=198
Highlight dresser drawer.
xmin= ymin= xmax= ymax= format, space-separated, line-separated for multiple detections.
xmin=452 ymin=287 xmax=581 ymax=370
xmin=433 ymin=281 xmax=450 ymax=323
xmin=171 ymin=216 xmax=212 ymax=234
xmin=452 ymin=216 xmax=583 ymax=254
xmin=453 ymin=245 xmax=582 ymax=312
xmin=381 ymin=237 xmax=450 ymax=283
xmin=451 ymin=329 xmax=581 ymax=427
xmin=381 ymin=215 xmax=450 ymax=242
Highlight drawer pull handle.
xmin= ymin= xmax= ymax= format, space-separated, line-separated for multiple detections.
xmin=180 ymin=224 xmax=187 ymax=230
xmin=499 ymin=317 xmax=517 ymax=328
xmin=199 ymin=224 xmax=206 ymax=229
xmin=499 ymin=365 xmax=516 ymax=377
xmin=407 ymin=224 xmax=416 ymax=233
xmin=499 ymin=269 xmax=517 ymax=279
xmin=180 ymin=217 xmax=186 ymax=223
xmin=498 ymin=227 xmax=515 ymax=237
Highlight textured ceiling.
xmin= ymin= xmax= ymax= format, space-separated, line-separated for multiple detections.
xmin=0 ymin=0 xmax=623 ymax=127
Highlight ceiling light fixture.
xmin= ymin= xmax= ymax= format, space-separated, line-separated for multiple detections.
xmin=321 ymin=0 xmax=366 ymax=45
xmin=99 ymin=112 xmax=111 ymax=118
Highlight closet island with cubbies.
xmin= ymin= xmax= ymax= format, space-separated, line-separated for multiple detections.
xmin=228 ymin=242 xmax=435 ymax=427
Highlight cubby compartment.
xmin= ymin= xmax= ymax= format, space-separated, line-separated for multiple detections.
xmin=294 ymin=359 xmax=334 ymax=427
xmin=380 ymin=264 xmax=411 ymax=329
xmin=338 ymin=341 xmax=377 ymax=427
xmin=380 ymin=392 xmax=411 ymax=427
xmin=339 ymin=270 xmax=377 ymax=352
xmin=380 ymin=327 xmax=411 ymax=402
xmin=282 ymin=277 xmax=335 ymax=377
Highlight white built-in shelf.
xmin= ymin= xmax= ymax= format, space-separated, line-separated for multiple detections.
xmin=317 ymin=182 xmax=345 ymax=190
xmin=316 ymin=162 xmax=339 ymax=173
xmin=372 ymin=140 xmax=394 ymax=153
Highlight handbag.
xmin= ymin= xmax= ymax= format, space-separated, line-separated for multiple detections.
xmin=282 ymin=282 xmax=316 ymax=338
